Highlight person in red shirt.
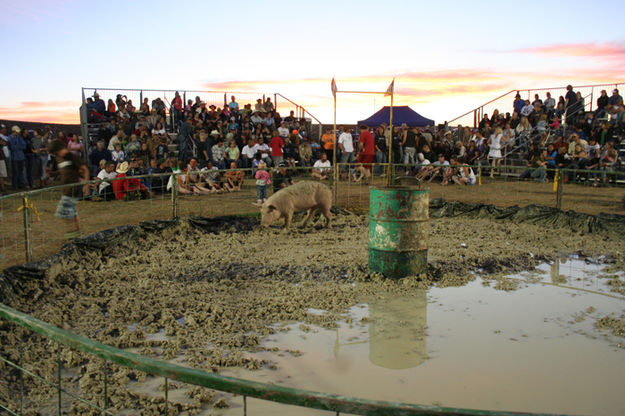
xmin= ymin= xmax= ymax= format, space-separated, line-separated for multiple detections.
xmin=357 ymin=125 xmax=375 ymax=170
xmin=269 ymin=131 xmax=284 ymax=167
xmin=112 ymin=161 xmax=149 ymax=200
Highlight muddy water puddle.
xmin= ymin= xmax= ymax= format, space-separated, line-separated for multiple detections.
xmin=125 ymin=258 xmax=625 ymax=416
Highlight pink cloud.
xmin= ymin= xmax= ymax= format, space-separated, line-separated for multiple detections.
xmin=518 ymin=42 xmax=625 ymax=61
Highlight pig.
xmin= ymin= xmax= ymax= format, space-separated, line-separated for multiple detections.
xmin=260 ymin=181 xmax=332 ymax=228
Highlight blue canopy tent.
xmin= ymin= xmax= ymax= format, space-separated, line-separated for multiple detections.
xmin=357 ymin=106 xmax=434 ymax=127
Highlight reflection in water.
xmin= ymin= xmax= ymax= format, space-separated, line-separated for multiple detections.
xmin=368 ymin=290 xmax=428 ymax=369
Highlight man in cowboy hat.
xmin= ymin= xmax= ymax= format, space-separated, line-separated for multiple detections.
xmin=48 ymin=139 xmax=90 ymax=239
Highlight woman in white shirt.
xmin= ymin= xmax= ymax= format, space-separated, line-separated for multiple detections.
xmin=488 ymin=127 xmax=505 ymax=177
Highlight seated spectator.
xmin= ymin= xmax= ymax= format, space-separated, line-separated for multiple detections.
xmin=412 ymin=152 xmax=431 ymax=177
xmin=272 ymin=161 xmax=294 ymax=192
xmin=424 ymin=154 xmax=449 ymax=182
xmin=111 ymin=143 xmax=125 ymax=164
xmin=125 ymin=134 xmax=141 ymax=155
xmin=224 ymin=140 xmax=240 ymax=167
xmin=147 ymin=159 xmax=167 ymax=193
xmin=211 ymin=138 xmax=227 ymax=169
xmin=96 ymin=161 xmax=117 ymax=200
xmin=312 ymin=152 xmax=331 ymax=180
xmin=256 ymin=137 xmax=272 ymax=166
xmin=241 ymin=138 xmax=258 ymax=169
xmin=223 ymin=162 xmax=245 ymax=191
xmin=520 ymin=148 xmax=548 ymax=183
xmin=283 ymin=135 xmax=299 ymax=167
xmin=89 ymin=141 xmax=112 ymax=176
xmin=449 ymin=158 xmax=477 ymax=186
xmin=278 ymin=121 xmax=289 ymax=138
xmin=298 ymin=137 xmax=313 ymax=167
xmin=112 ymin=161 xmax=149 ymax=200
xmin=200 ymin=161 xmax=224 ymax=192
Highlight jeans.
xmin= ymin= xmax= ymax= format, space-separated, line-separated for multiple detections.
xmin=340 ymin=151 xmax=353 ymax=172
xmin=530 ymin=166 xmax=546 ymax=182
xmin=40 ymin=154 xmax=48 ymax=180
xmin=403 ymin=147 xmax=416 ymax=165
xmin=11 ymin=159 xmax=25 ymax=189
xmin=25 ymin=153 xmax=36 ymax=187
xmin=256 ymin=184 xmax=267 ymax=201
xmin=375 ymin=151 xmax=387 ymax=175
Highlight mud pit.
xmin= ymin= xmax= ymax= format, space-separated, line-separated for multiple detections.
xmin=1 ymin=207 xmax=625 ymax=415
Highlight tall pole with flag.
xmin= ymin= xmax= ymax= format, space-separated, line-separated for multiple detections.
xmin=331 ymin=77 xmax=338 ymax=203
xmin=385 ymin=79 xmax=395 ymax=187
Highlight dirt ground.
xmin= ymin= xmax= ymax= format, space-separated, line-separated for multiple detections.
xmin=1 ymin=176 xmax=624 ymax=270
xmin=1 ymin=207 xmax=624 ymax=414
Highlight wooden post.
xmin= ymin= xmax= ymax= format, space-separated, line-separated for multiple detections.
xmin=556 ymin=170 xmax=563 ymax=210
xmin=22 ymin=195 xmax=32 ymax=263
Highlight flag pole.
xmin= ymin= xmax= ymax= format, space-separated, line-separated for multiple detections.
xmin=332 ymin=89 xmax=338 ymax=204
xmin=387 ymin=90 xmax=394 ymax=187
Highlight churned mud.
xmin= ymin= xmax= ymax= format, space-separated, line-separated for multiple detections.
xmin=1 ymin=211 xmax=624 ymax=414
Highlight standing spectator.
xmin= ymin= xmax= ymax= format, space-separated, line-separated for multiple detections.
xmin=374 ymin=125 xmax=387 ymax=176
xmin=565 ymin=85 xmax=578 ymax=123
xmin=338 ymin=126 xmax=354 ymax=172
xmin=544 ymin=92 xmax=555 ymax=114
xmin=321 ymin=128 xmax=335 ymax=161
xmin=357 ymin=125 xmax=376 ymax=171
xmin=22 ymin=129 xmax=36 ymax=189
xmin=403 ymin=126 xmax=418 ymax=165
xmin=30 ymin=130 xmax=45 ymax=187
xmin=596 ymin=90 xmax=609 ymax=118
xmin=48 ymin=140 xmax=89 ymax=239
xmin=172 ymin=91 xmax=183 ymax=128
xmin=513 ymin=93 xmax=524 ymax=115
xmin=488 ymin=127 xmax=505 ymax=177
xmin=269 ymin=131 xmax=284 ymax=166
xmin=0 ymin=125 xmax=8 ymax=194
xmin=254 ymin=162 xmax=271 ymax=205
xmin=67 ymin=134 xmax=84 ymax=158
xmin=93 ymin=92 xmax=106 ymax=115
xmin=8 ymin=126 xmax=26 ymax=189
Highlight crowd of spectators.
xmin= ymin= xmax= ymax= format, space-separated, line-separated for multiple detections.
xmin=407 ymin=86 xmax=625 ymax=186
xmin=1 ymin=86 xmax=624 ymax=197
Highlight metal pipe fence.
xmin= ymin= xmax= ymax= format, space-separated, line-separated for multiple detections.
xmin=447 ymin=83 xmax=625 ymax=128
xmin=0 ymin=164 xmax=618 ymax=415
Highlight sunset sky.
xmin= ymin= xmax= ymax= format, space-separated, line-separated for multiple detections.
xmin=0 ymin=0 xmax=623 ymax=125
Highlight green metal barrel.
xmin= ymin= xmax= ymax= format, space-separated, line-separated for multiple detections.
xmin=368 ymin=186 xmax=429 ymax=278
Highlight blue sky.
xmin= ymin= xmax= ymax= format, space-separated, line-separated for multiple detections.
xmin=1 ymin=0 xmax=623 ymax=124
